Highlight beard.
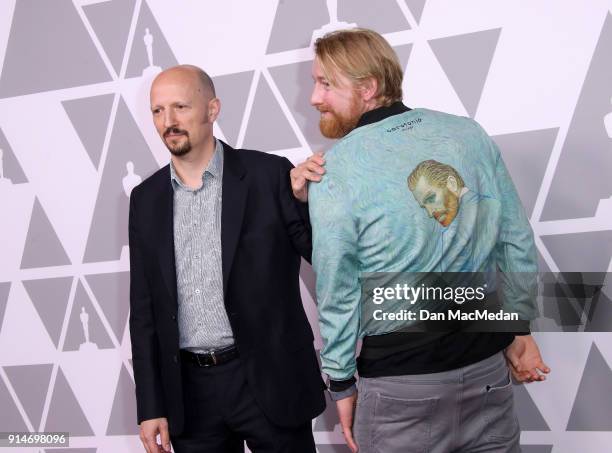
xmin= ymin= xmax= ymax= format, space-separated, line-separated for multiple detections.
xmin=436 ymin=191 xmax=460 ymax=227
xmin=318 ymin=98 xmax=362 ymax=139
xmin=163 ymin=127 xmax=192 ymax=157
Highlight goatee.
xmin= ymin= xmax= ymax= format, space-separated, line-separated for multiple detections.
xmin=164 ymin=127 xmax=191 ymax=156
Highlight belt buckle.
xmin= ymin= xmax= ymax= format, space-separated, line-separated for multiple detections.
xmin=211 ymin=350 xmax=217 ymax=365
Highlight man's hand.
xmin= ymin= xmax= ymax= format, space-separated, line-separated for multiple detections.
xmin=504 ymin=335 xmax=551 ymax=383
xmin=139 ymin=417 xmax=171 ymax=453
xmin=336 ymin=392 xmax=359 ymax=453
xmin=290 ymin=153 xmax=326 ymax=202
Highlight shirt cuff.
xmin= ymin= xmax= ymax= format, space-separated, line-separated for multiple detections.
xmin=328 ymin=376 xmax=356 ymax=392
xmin=514 ymin=320 xmax=531 ymax=335
xmin=329 ymin=384 xmax=357 ymax=401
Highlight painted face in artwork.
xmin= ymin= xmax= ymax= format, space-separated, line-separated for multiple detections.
xmin=410 ymin=175 xmax=461 ymax=227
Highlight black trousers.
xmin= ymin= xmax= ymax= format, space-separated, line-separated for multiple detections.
xmin=171 ymin=356 xmax=317 ymax=453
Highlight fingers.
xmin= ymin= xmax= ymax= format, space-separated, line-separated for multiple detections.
xmin=159 ymin=420 xmax=171 ymax=452
xmin=342 ymin=425 xmax=359 ymax=453
xmin=139 ymin=427 xmax=156 ymax=453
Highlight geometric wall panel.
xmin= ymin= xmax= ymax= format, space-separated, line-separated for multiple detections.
xmin=213 ymin=71 xmax=254 ymax=148
xmin=0 ymin=127 xmax=28 ymax=183
xmin=4 ymin=363 xmax=53 ymax=430
xmin=429 ymin=28 xmax=502 ymax=117
xmin=85 ymin=272 xmax=130 ymax=343
xmin=541 ymin=13 xmax=612 ymax=221
xmin=270 ymin=60 xmax=336 ymax=154
xmin=403 ymin=0 xmax=427 ymax=24
xmin=106 ymin=365 xmax=138 ymax=435
xmin=62 ymin=281 xmax=114 ymax=352
xmin=541 ymin=230 xmax=612 ymax=273
xmin=0 ymin=374 xmax=28 ymax=432
xmin=513 ymin=384 xmax=550 ymax=431
xmin=44 ymin=368 xmax=94 ymax=436
xmin=566 ymin=342 xmax=612 ymax=430
xmin=394 ymin=43 xmax=414 ymax=72
xmin=0 ymin=0 xmax=111 ymax=97
xmin=83 ymin=98 xmax=159 ymax=263
xmin=338 ymin=0 xmax=410 ymax=33
xmin=62 ymin=94 xmax=115 ymax=170
xmin=125 ymin=0 xmax=178 ymax=78
xmin=493 ymin=128 xmax=558 ymax=217
xmin=20 ymin=198 xmax=71 ymax=269
xmin=23 ymin=277 xmax=73 ymax=348
xmin=266 ymin=0 xmax=328 ymax=53
xmin=243 ymin=75 xmax=301 ymax=151
xmin=0 ymin=281 xmax=10 ymax=330
xmin=83 ymin=0 xmax=137 ymax=76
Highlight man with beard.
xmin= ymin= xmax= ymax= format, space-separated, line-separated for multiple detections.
xmin=129 ymin=65 xmax=324 ymax=453
xmin=290 ymin=29 xmax=549 ymax=453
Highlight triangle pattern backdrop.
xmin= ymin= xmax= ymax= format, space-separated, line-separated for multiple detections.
xmin=23 ymin=276 xmax=73 ymax=349
xmin=243 ymin=75 xmax=301 ymax=151
xmin=85 ymin=272 xmax=131 ymax=344
xmin=125 ymin=0 xmax=179 ymax=78
xmin=338 ymin=0 xmax=410 ymax=33
xmin=4 ymin=363 xmax=53 ymax=430
xmin=63 ymin=280 xmax=114 ymax=352
xmin=62 ymin=94 xmax=115 ymax=170
xmin=83 ymin=0 xmax=138 ymax=76
xmin=566 ymin=342 xmax=612 ymax=431
xmin=0 ymin=0 xmax=111 ymax=97
xmin=20 ymin=198 xmax=71 ymax=269
xmin=213 ymin=71 xmax=254 ymax=147
xmin=0 ymin=127 xmax=28 ymax=183
xmin=83 ymin=98 xmax=159 ymax=263
xmin=0 ymin=282 xmax=10 ymax=330
xmin=403 ymin=0 xmax=427 ymax=23
xmin=541 ymin=13 xmax=612 ymax=221
xmin=45 ymin=367 xmax=94 ymax=436
xmin=0 ymin=373 xmax=28 ymax=432
xmin=429 ymin=28 xmax=501 ymax=117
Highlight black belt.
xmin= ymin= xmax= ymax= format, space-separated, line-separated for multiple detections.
xmin=180 ymin=345 xmax=239 ymax=367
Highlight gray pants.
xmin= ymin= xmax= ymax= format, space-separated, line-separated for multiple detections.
xmin=353 ymin=351 xmax=520 ymax=453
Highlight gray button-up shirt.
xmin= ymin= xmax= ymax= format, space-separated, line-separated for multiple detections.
xmin=170 ymin=139 xmax=234 ymax=352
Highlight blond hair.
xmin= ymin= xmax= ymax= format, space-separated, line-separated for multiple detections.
xmin=314 ymin=28 xmax=403 ymax=106
xmin=407 ymin=160 xmax=465 ymax=191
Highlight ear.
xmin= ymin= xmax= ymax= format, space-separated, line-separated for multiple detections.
xmin=446 ymin=175 xmax=459 ymax=195
xmin=207 ymin=97 xmax=221 ymax=123
xmin=358 ymin=77 xmax=379 ymax=103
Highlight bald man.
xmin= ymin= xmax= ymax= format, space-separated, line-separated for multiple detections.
xmin=128 ymin=65 xmax=324 ymax=453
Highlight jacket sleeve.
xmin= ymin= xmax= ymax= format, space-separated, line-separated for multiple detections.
xmin=278 ymin=157 xmax=313 ymax=263
xmin=128 ymin=188 xmax=166 ymax=423
xmin=309 ymin=172 xmax=361 ymax=382
xmin=485 ymin=133 xmax=539 ymax=326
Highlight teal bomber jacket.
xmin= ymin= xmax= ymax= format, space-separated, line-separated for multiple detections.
xmin=309 ymin=108 xmax=538 ymax=382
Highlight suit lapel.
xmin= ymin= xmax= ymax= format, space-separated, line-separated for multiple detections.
xmin=156 ymin=166 xmax=178 ymax=308
xmin=221 ymin=142 xmax=248 ymax=293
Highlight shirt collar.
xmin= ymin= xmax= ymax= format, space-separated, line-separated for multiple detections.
xmin=170 ymin=139 xmax=223 ymax=189
xmin=355 ymin=102 xmax=411 ymax=129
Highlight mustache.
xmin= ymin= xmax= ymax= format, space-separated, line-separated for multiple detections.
xmin=164 ymin=127 xmax=188 ymax=138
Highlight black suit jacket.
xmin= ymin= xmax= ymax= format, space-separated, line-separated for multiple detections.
xmin=128 ymin=142 xmax=325 ymax=435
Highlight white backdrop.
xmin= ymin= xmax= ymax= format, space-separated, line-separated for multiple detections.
xmin=0 ymin=1 xmax=611 ymax=452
